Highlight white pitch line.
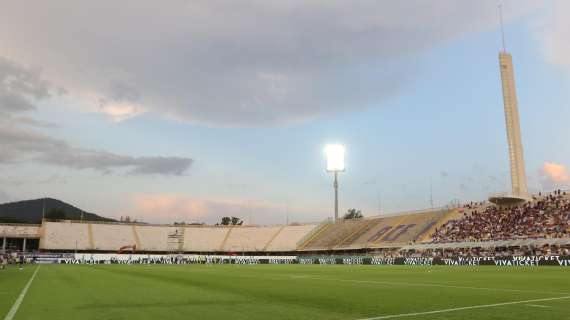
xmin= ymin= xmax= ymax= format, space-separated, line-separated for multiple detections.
xmin=3 ymin=266 xmax=40 ymax=320
xmin=525 ymin=304 xmax=552 ymax=308
xmin=358 ymin=296 xmax=570 ymax=320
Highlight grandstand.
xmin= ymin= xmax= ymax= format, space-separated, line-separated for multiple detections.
xmin=13 ymin=221 xmax=321 ymax=253
xmin=298 ymin=208 xmax=450 ymax=251
xmin=1 ymin=190 xmax=568 ymax=255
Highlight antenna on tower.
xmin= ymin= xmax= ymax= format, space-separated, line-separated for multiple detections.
xmin=498 ymin=2 xmax=507 ymax=52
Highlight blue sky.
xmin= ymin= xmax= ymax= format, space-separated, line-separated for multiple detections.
xmin=0 ymin=1 xmax=568 ymax=224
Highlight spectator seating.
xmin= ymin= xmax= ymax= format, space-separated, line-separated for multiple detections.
xmin=299 ymin=209 xmax=449 ymax=251
xmin=431 ymin=191 xmax=570 ymax=243
xmin=91 ymin=224 xmax=137 ymax=251
xmin=42 ymin=221 xmax=90 ymax=250
xmin=222 ymin=226 xmax=282 ymax=252
xmin=266 ymin=225 xmax=316 ymax=251
xmin=31 ymin=191 xmax=570 ymax=254
xmin=184 ymin=227 xmax=230 ymax=252
xmin=135 ymin=225 xmax=171 ymax=251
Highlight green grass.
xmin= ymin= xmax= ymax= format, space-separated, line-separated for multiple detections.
xmin=1 ymin=264 xmax=569 ymax=319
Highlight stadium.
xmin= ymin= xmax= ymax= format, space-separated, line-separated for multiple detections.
xmin=1 ymin=191 xmax=569 ymax=319
xmin=1 ymin=1 xmax=570 ymax=320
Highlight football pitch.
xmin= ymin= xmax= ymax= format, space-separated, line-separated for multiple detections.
xmin=1 ymin=264 xmax=568 ymax=320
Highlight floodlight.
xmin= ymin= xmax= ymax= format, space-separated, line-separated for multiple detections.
xmin=324 ymin=144 xmax=346 ymax=222
xmin=325 ymin=144 xmax=345 ymax=172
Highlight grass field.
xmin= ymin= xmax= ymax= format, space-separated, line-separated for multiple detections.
xmin=1 ymin=264 xmax=569 ymax=319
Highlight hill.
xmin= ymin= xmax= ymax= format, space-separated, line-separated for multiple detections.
xmin=0 ymin=198 xmax=116 ymax=224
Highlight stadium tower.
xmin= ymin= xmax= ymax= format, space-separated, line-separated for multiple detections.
xmin=499 ymin=51 xmax=527 ymax=196
xmin=491 ymin=4 xmax=528 ymax=204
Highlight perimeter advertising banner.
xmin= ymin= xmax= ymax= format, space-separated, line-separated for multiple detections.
xmin=59 ymin=254 xmax=570 ymax=266
xmin=297 ymin=255 xmax=570 ymax=266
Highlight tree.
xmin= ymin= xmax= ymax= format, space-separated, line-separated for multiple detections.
xmin=343 ymin=208 xmax=363 ymax=220
xmin=46 ymin=208 xmax=67 ymax=220
xmin=219 ymin=216 xmax=243 ymax=225
xmin=231 ymin=217 xmax=243 ymax=225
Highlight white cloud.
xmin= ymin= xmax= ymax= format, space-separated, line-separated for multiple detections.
xmin=533 ymin=0 xmax=570 ymax=71
xmin=540 ymin=162 xmax=570 ymax=188
xmin=130 ymin=194 xmax=289 ymax=224
xmin=99 ymin=102 xmax=145 ymax=122
xmin=0 ymin=0 xmax=537 ymax=126
xmin=0 ymin=57 xmax=193 ymax=175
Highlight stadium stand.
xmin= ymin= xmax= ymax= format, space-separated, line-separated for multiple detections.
xmin=299 ymin=209 xmax=449 ymax=251
xmin=381 ymin=210 xmax=447 ymax=244
xmin=267 ymin=224 xmax=316 ymax=251
xmin=3 ymin=190 xmax=568 ymax=255
xmin=91 ymin=223 xmax=137 ymax=251
xmin=135 ymin=225 xmax=171 ymax=251
xmin=42 ymin=221 xmax=90 ymax=250
xmin=299 ymin=219 xmax=370 ymax=250
xmin=222 ymin=226 xmax=283 ymax=252
xmin=185 ymin=227 xmax=230 ymax=252
xmin=431 ymin=191 xmax=570 ymax=243
xmin=35 ymin=223 xmax=319 ymax=253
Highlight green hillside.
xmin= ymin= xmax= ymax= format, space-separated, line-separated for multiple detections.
xmin=0 ymin=198 xmax=115 ymax=224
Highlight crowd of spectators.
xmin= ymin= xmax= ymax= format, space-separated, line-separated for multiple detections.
xmin=398 ymin=245 xmax=570 ymax=259
xmin=367 ymin=244 xmax=570 ymax=259
xmin=431 ymin=190 xmax=570 ymax=243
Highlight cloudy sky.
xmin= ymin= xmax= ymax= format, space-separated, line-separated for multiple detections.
xmin=0 ymin=0 xmax=569 ymax=224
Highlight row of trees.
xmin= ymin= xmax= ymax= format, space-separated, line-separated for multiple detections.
xmin=343 ymin=208 xmax=363 ymax=220
xmin=217 ymin=216 xmax=243 ymax=226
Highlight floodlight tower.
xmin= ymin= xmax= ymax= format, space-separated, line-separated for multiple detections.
xmin=498 ymin=3 xmax=527 ymax=197
xmin=325 ymin=144 xmax=345 ymax=222
xmin=490 ymin=3 xmax=529 ymax=205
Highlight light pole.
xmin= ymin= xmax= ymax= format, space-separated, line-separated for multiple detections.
xmin=325 ymin=144 xmax=345 ymax=222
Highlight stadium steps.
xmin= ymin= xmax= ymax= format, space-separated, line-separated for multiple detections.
xmin=371 ymin=215 xmax=408 ymax=244
xmin=87 ymin=223 xmax=95 ymax=250
xmin=132 ymin=225 xmax=142 ymax=249
xmin=336 ymin=219 xmax=376 ymax=248
xmin=218 ymin=227 xmax=233 ymax=251
xmin=262 ymin=225 xmax=285 ymax=251
xmin=297 ymin=222 xmax=333 ymax=250
xmin=417 ymin=208 xmax=461 ymax=243
xmin=178 ymin=227 xmax=186 ymax=252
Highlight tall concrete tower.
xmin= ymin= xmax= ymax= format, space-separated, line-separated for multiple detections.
xmin=499 ymin=52 xmax=527 ymax=196
xmin=497 ymin=5 xmax=528 ymax=197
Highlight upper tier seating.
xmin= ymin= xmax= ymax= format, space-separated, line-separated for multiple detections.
xmin=266 ymin=225 xmax=316 ymax=251
xmin=222 ymin=226 xmax=282 ymax=252
xmin=36 ymin=222 xmax=319 ymax=252
xmin=432 ymin=191 xmax=570 ymax=243
xmin=184 ymin=227 xmax=229 ymax=252
xmin=135 ymin=225 xmax=171 ymax=251
xmin=91 ymin=224 xmax=137 ymax=251
xmin=300 ymin=209 xmax=449 ymax=250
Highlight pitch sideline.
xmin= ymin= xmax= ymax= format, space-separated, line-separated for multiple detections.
xmin=357 ymin=295 xmax=570 ymax=320
xmin=3 ymin=265 xmax=40 ymax=320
